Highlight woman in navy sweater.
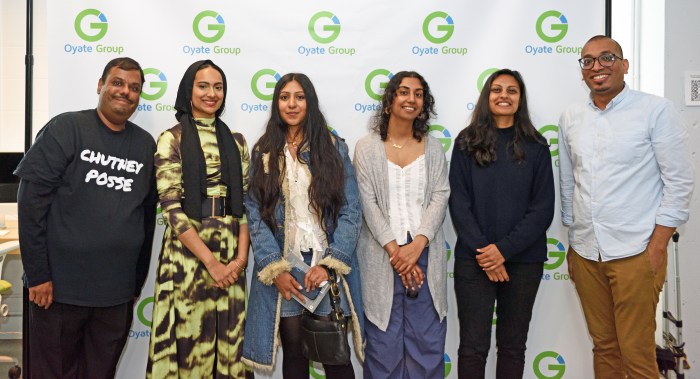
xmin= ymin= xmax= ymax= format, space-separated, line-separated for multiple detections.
xmin=449 ymin=69 xmax=555 ymax=379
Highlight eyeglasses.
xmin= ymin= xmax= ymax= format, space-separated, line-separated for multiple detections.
xmin=578 ymin=53 xmax=623 ymax=69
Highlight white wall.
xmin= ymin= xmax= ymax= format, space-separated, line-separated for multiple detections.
xmin=665 ymin=0 xmax=700 ymax=369
xmin=0 ymin=0 xmax=49 ymax=152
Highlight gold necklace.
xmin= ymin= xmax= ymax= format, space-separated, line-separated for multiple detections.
xmin=287 ymin=130 xmax=302 ymax=149
xmin=389 ymin=135 xmax=412 ymax=149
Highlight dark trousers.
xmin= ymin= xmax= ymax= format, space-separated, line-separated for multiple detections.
xmin=453 ymin=257 xmax=542 ymax=379
xmin=26 ymin=299 xmax=133 ymax=379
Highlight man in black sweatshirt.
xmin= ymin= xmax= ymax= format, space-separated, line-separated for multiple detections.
xmin=14 ymin=57 xmax=157 ymax=378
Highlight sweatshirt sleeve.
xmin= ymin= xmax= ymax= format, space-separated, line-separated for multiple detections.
xmin=448 ymin=147 xmax=490 ymax=253
xmin=494 ymin=145 xmax=555 ymax=260
xmin=16 ymin=179 xmax=55 ymax=287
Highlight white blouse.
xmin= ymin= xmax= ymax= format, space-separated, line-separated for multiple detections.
xmin=387 ymin=154 xmax=426 ymax=245
xmin=283 ymin=145 xmax=326 ymax=265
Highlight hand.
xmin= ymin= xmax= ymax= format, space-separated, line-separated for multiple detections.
xmin=29 ymin=281 xmax=54 ymax=309
xmin=646 ymin=244 xmax=667 ymax=275
xmin=392 ymin=238 xmax=426 ymax=276
xmin=484 ymin=265 xmax=509 ymax=282
xmin=273 ymin=271 xmax=304 ymax=302
xmin=400 ymin=265 xmax=424 ymax=290
xmin=385 ymin=241 xmax=400 ymax=263
xmin=226 ymin=259 xmax=247 ymax=281
xmin=475 ymin=244 xmax=505 ymax=270
xmin=566 ymin=247 xmax=575 ymax=283
xmin=205 ymin=260 xmax=234 ymax=288
xmin=646 ymin=225 xmax=674 ymax=275
xmin=305 ymin=265 xmax=330 ymax=292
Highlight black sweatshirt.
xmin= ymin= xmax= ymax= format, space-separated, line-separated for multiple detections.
xmin=448 ymin=126 xmax=555 ymax=263
xmin=14 ymin=110 xmax=157 ymax=306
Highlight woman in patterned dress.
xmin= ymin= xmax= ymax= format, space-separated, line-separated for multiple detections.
xmin=147 ymin=60 xmax=254 ymax=378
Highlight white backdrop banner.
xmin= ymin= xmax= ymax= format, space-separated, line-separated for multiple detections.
xmin=48 ymin=1 xmax=604 ymax=378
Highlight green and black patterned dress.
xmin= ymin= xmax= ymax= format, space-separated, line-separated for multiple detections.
xmin=147 ymin=118 xmax=253 ymax=378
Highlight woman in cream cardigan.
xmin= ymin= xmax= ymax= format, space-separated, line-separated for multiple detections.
xmin=353 ymin=71 xmax=450 ymax=379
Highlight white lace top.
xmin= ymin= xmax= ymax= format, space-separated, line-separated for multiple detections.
xmin=283 ymin=144 xmax=326 ymax=265
xmin=387 ymin=154 xmax=426 ymax=245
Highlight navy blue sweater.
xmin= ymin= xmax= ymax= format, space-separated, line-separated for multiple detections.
xmin=448 ymin=126 xmax=555 ymax=262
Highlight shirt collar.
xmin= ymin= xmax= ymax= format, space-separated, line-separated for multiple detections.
xmin=587 ymin=82 xmax=629 ymax=111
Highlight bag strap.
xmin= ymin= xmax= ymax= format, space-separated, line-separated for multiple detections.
xmin=327 ymin=269 xmax=345 ymax=328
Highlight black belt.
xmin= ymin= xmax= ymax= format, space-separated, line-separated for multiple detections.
xmin=202 ymin=196 xmax=231 ymax=218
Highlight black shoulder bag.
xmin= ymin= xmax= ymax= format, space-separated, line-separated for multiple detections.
xmin=300 ymin=269 xmax=351 ymax=365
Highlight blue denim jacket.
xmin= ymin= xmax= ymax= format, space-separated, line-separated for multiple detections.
xmin=241 ymin=136 xmax=364 ymax=370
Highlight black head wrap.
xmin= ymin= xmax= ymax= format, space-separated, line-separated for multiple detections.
xmin=174 ymin=60 xmax=244 ymax=220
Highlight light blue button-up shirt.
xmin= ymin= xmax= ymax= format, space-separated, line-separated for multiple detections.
xmin=559 ymin=84 xmax=694 ymax=262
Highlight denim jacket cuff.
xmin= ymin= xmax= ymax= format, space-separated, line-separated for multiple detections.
xmin=257 ymin=259 xmax=291 ymax=285
xmin=319 ymin=254 xmax=351 ymax=276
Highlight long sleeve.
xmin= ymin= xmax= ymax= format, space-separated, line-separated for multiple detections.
xmin=155 ymin=129 xmax=195 ymax=236
xmin=320 ymin=139 xmax=363 ymax=275
xmin=558 ymin=112 xmax=574 ymax=226
xmin=651 ymin=101 xmax=694 ymax=227
xmin=414 ymin=137 xmax=450 ymax=243
xmin=16 ymin=179 xmax=55 ymax=287
xmin=245 ymin=151 xmax=290 ymax=285
xmin=494 ymin=145 xmax=555 ymax=260
xmin=353 ymin=137 xmax=395 ymax=248
xmin=14 ymin=120 xmax=70 ymax=288
xmin=448 ymin=147 xmax=489 ymax=253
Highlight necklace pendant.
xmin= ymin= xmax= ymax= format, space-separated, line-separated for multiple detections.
xmin=392 ymin=143 xmax=403 ymax=149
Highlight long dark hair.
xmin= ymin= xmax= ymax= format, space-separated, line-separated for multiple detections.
xmin=456 ymin=69 xmax=546 ymax=166
xmin=249 ymin=73 xmax=345 ymax=233
xmin=372 ymin=71 xmax=437 ymax=141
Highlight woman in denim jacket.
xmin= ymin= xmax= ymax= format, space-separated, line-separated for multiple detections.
xmin=241 ymin=73 xmax=364 ymax=378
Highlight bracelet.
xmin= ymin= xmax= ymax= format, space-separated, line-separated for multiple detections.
xmin=232 ymin=259 xmax=247 ymax=272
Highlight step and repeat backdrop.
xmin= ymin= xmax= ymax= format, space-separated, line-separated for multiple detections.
xmin=48 ymin=1 xmax=604 ymax=377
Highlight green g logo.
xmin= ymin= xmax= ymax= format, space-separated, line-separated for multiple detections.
xmin=538 ymin=125 xmax=559 ymax=157
xmin=251 ymin=69 xmax=281 ymax=101
xmin=423 ymin=11 xmax=454 ymax=44
xmin=74 ymin=9 xmax=108 ymax=42
xmin=533 ymin=351 xmax=566 ymax=379
xmin=364 ymin=69 xmax=393 ymax=101
xmin=136 ymin=296 xmax=154 ymax=327
xmin=308 ymin=11 xmax=341 ymax=44
xmin=443 ymin=354 xmax=452 ymax=377
xmin=193 ymin=10 xmax=225 ymax=43
xmin=428 ymin=125 xmax=453 ymax=153
xmin=140 ymin=68 xmax=168 ymax=101
xmin=310 ymin=362 xmax=326 ymax=379
xmin=544 ymin=238 xmax=566 ymax=270
xmin=477 ymin=68 xmax=500 ymax=92
xmin=536 ymin=10 xmax=568 ymax=43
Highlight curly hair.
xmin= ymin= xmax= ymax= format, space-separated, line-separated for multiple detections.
xmin=249 ymin=73 xmax=345 ymax=233
xmin=372 ymin=71 xmax=437 ymax=141
xmin=455 ymin=68 xmax=547 ymax=166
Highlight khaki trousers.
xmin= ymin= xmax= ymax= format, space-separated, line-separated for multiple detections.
xmin=570 ymin=248 xmax=666 ymax=379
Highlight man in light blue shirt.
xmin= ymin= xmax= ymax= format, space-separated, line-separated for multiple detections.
xmin=559 ymin=35 xmax=693 ymax=379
